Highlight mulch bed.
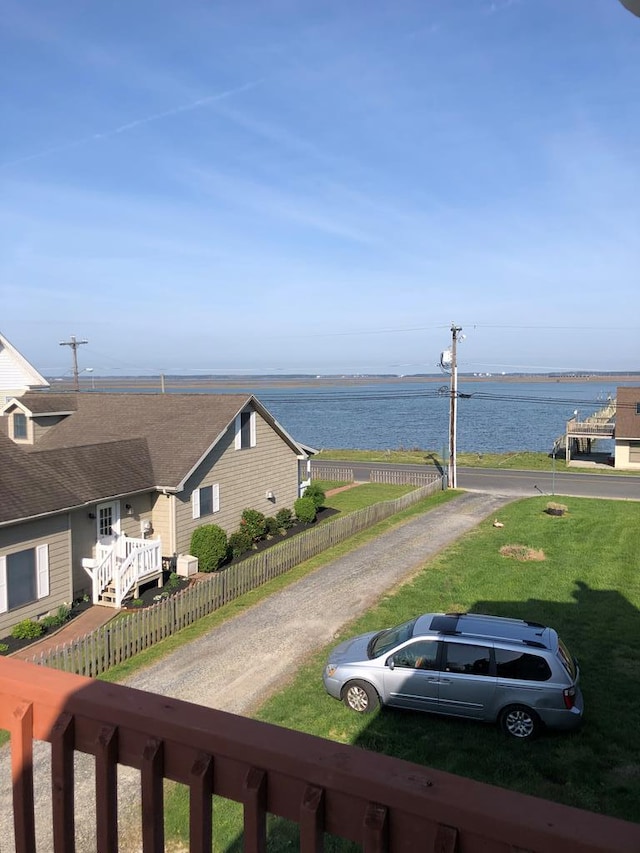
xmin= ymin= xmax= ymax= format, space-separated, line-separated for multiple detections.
xmin=123 ymin=506 xmax=339 ymax=609
xmin=0 ymin=598 xmax=94 ymax=656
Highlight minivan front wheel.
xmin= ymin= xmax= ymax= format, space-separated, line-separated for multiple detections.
xmin=342 ymin=680 xmax=380 ymax=713
xmin=500 ymin=705 xmax=540 ymax=740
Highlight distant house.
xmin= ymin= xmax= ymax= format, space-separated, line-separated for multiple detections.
xmin=0 ymin=332 xmax=49 ymax=403
xmin=614 ymin=386 xmax=640 ymax=470
xmin=0 ymin=390 xmax=309 ymax=632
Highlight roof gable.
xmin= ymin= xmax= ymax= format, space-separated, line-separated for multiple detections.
xmin=0 ymin=333 xmax=49 ymax=397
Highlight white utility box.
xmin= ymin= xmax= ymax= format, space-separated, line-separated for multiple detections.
xmin=176 ymin=554 xmax=199 ymax=577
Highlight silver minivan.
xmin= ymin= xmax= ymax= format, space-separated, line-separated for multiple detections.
xmin=322 ymin=612 xmax=583 ymax=739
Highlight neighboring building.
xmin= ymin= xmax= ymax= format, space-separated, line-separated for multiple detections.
xmin=0 ymin=391 xmax=309 ymax=633
xmin=0 ymin=332 xmax=49 ymax=403
xmin=614 ymin=385 xmax=640 ymax=470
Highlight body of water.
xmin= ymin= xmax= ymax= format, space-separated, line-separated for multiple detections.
xmin=211 ymin=380 xmax=623 ymax=454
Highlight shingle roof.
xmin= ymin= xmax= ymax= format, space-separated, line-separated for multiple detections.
xmin=18 ymin=391 xmax=254 ymax=486
xmin=2 ymin=391 xmax=304 ymax=524
xmin=615 ymin=386 xmax=640 ymax=439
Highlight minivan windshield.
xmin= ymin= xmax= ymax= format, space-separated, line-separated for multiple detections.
xmin=369 ymin=618 xmax=418 ymax=658
xmin=557 ymin=638 xmax=577 ymax=679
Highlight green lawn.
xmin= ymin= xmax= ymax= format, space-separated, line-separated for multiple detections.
xmin=164 ymin=495 xmax=640 ymax=849
xmin=315 ymin=448 xmax=626 ymax=473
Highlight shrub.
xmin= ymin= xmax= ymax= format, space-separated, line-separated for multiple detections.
xmin=11 ymin=619 xmax=44 ymax=640
xmin=190 ymin=524 xmax=229 ymax=572
xmin=228 ymin=529 xmax=253 ymax=558
xmin=166 ymin=572 xmax=182 ymax=590
xmin=56 ymin=604 xmax=71 ymax=624
xmin=265 ymin=516 xmax=279 ymax=536
xmin=303 ymin=482 xmax=326 ymax=510
xmin=275 ymin=508 xmax=294 ymax=530
xmin=294 ymin=496 xmax=317 ymax=524
xmin=240 ymin=509 xmax=267 ymax=542
xmin=40 ymin=615 xmax=59 ymax=629
xmin=0 ymin=643 xmax=8 ymax=653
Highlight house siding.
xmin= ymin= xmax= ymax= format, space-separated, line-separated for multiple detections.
xmin=31 ymin=414 xmax=68 ymax=444
xmin=0 ymin=515 xmax=72 ymax=636
xmin=151 ymin=492 xmax=174 ymax=558
xmin=175 ymin=408 xmax=301 ymax=555
xmin=614 ymin=440 xmax=640 ymax=471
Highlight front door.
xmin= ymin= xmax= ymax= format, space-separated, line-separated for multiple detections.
xmin=97 ymin=501 xmax=121 ymax=549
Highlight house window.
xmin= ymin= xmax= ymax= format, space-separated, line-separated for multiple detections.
xmin=192 ymin=484 xmax=220 ymax=519
xmin=13 ymin=412 xmax=27 ymax=440
xmin=636 ymin=403 xmax=640 ymax=415
xmin=235 ymin=410 xmax=256 ymax=450
xmin=629 ymin=442 xmax=640 ymax=463
xmin=0 ymin=544 xmax=50 ymax=613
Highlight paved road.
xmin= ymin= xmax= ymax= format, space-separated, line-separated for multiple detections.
xmin=0 ymin=490 xmax=513 ymax=852
xmin=311 ymin=459 xmax=640 ymax=500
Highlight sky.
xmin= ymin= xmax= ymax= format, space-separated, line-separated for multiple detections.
xmin=1 ymin=0 xmax=640 ymax=377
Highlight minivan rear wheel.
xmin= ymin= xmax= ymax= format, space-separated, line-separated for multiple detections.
xmin=342 ymin=680 xmax=380 ymax=713
xmin=500 ymin=705 xmax=540 ymax=740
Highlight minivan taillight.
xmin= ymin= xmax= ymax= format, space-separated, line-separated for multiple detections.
xmin=563 ymin=686 xmax=576 ymax=709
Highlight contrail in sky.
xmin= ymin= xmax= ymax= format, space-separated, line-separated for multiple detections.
xmin=1 ymin=79 xmax=262 ymax=169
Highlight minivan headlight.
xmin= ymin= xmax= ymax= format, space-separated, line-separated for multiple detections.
xmin=325 ymin=664 xmax=338 ymax=677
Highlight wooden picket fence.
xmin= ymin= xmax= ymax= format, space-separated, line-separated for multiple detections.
xmin=27 ymin=477 xmax=444 ymax=676
xmin=310 ymin=463 xmax=443 ymax=487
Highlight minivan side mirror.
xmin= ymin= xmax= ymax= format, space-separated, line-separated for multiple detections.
xmin=387 ymin=658 xmax=395 ymax=671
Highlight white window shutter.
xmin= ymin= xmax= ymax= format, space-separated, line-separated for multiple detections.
xmin=213 ymin=483 xmax=220 ymax=512
xmin=250 ymin=411 xmax=256 ymax=447
xmin=0 ymin=556 xmax=6 ymax=614
xmin=36 ymin=544 xmax=49 ymax=599
xmin=192 ymin=489 xmax=201 ymax=519
xmin=234 ymin=414 xmax=241 ymax=449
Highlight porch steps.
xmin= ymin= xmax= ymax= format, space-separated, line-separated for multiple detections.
xmin=98 ymin=585 xmax=119 ymax=608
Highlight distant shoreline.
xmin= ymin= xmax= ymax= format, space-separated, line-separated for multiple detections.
xmin=57 ymin=374 xmax=640 ymax=391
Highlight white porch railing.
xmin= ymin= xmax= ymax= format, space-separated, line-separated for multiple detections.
xmin=83 ymin=535 xmax=162 ymax=607
xmin=115 ymin=539 xmax=162 ymax=606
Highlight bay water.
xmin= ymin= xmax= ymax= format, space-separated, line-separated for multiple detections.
xmin=208 ymin=379 xmax=623 ymax=454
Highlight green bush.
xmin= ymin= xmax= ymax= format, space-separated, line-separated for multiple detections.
xmin=240 ymin=509 xmax=267 ymax=542
xmin=0 ymin=643 xmax=8 ymax=653
xmin=303 ymin=483 xmax=326 ymax=509
xmin=190 ymin=524 xmax=229 ymax=572
xmin=294 ymin=496 xmax=317 ymax=524
xmin=228 ymin=529 xmax=253 ymax=558
xmin=264 ymin=516 xmax=279 ymax=536
xmin=56 ymin=604 xmax=71 ymax=624
xmin=275 ymin=507 xmax=294 ymax=530
xmin=11 ymin=619 xmax=44 ymax=640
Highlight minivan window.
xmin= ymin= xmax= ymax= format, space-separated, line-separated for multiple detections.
xmin=389 ymin=640 xmax=439 ymax=671
xmin=369 ymin=618 xmax=418 ymax=658
xmin=443 ymin=643 xmax=491 ymax=676
xmin=495 ymin=649 xmax=551 ymax=681
xmin=557 ymin=639 xmax=577 ymax=679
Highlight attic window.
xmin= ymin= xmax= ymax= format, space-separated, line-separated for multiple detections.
xmin=235 ymin=410 xmax=256 ymax=449
xmin=12 ymin=412 xmax=27 ymax=440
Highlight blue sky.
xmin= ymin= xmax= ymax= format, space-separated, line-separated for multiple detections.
xmin=2 ymin=0 xmax=639 ymax=377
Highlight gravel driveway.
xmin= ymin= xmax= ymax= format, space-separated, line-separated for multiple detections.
xmin=0 ymin=490 xmax=513 ymax=851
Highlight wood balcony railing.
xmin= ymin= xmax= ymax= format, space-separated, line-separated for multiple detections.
xmin=567 ymin=420 xmax=615 ymax=437
xmin=2 ymin=657 xmax=640 ymax=853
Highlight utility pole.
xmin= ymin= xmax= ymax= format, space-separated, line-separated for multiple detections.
xmin=448 ymin=324 xmax=462 ymax=489
xmin=59 ymin=335 xmax=89 ymax=391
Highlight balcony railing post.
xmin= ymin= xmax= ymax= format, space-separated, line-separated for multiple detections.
xmin=141 ymin=737 xmax=165 ymax=852
xmin=51 ymin=712 xmax=75 ymax=853
xmin=243 ymin=767 xmax=267 ymax=853
xmin=189 ymin=753 xmax=214 ymax=853
xmin=11 ymin=700 xmax=36 ymax=853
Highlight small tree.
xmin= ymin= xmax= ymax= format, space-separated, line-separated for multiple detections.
xmin=241 ymin=508 xmax=267 ymax=542
xmin=303 ymin=482 xmax=326 ymax=510
xmin=294 ymin=496 xmax=316 ymax=524
xmin=190 ymin=524 xmax=229 ymax=572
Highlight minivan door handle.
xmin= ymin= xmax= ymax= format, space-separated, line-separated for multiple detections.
xmin=439 ymin=678 xmax=451 ymax=684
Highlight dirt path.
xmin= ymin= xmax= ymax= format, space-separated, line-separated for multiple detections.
xmin=0 ymin=490 xmax=513 ymax=851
